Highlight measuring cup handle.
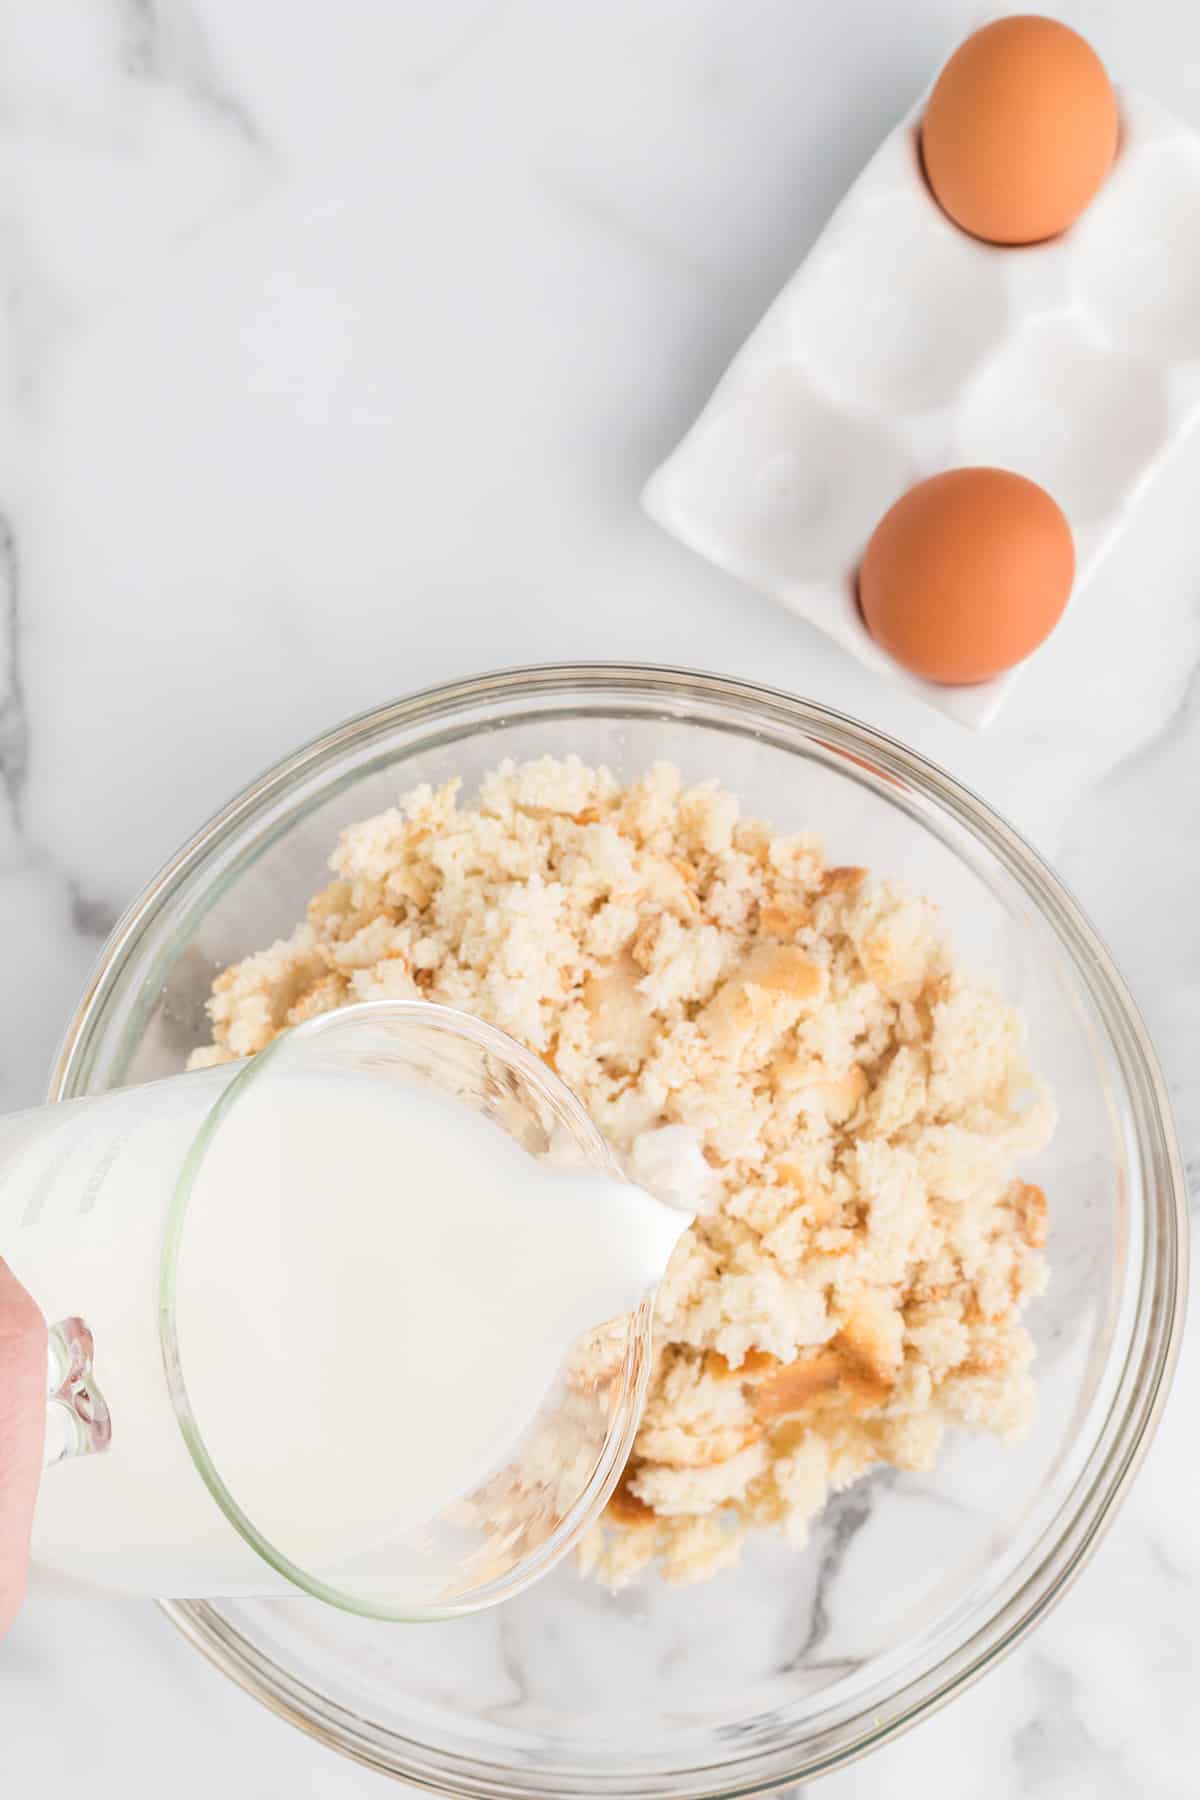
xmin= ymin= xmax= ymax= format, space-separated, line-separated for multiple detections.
xmin=44 ymin=1317 xmax=111 ymax=1468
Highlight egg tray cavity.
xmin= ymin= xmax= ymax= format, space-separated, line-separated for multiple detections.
xmin=643 ymin=89 xmax=1200 ymax=728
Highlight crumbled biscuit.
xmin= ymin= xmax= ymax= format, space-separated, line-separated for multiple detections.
xmin=190 ymin=758 xmax=1053 ymax=1588
xmin=760 ymin=900 xmax=812 ymax=937
xmin=1012 ymin=1180 xmax=1049 ymax=1250
xmin=818 ymin=865 xmax=867 ymax=896
xmin=606 ymin=1472 xmax=657 ymax=1528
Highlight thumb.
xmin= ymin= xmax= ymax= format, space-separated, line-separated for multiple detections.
xmin=0 ymin=1258 xmax=46 ymax=1637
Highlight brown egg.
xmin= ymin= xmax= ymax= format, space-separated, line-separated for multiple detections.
xmin=858 ymin=468 xmax=1074 ymax=685
xmin=921 ymin=16 xmax=1119 ymax=245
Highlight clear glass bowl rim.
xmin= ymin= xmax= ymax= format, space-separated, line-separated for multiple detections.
xmin=47 ymin=663 xmax=1188 ymax=1796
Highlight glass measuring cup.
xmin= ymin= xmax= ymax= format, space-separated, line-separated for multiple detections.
xmin=1 ymin=1003 xmax=659 ymax=1620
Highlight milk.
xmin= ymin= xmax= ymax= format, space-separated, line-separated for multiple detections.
xmin=0 ymin=1064 xmax=690 ymax=1599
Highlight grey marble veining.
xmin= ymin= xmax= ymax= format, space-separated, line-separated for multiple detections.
xmin=0 ymin=2 xmax=1196 ymax=1795
xmin=0 ymin=513 xmax=27 ymax=822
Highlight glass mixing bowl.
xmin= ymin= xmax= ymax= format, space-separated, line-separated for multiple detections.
xmin=49 ymin=666 xmax=1186 ymax=1794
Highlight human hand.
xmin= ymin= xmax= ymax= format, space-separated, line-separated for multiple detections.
xmin=0 ymin=1259 xmax=46 ymax=1636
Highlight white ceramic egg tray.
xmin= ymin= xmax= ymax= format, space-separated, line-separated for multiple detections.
xmin=643 ymin=88 xmax=1200 ymax=727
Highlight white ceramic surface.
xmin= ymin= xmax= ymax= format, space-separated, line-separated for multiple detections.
xmin=0 ymin=3 xmax=1197 ymax=1797
xmin=644 ymin=85 xmax=1200 ymax=726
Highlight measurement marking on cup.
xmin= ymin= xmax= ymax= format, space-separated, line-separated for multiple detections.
xmin=79 ymin=1138 xmax=124 ymax=1216
xmin=20 ymin=1133 xmax=78 ymax=1228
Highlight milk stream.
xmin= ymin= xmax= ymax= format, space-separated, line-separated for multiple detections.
xmin=0 ymin=1068 xmax=690 ymax=1598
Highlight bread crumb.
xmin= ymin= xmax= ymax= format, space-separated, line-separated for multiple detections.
xmin=189 ymin=758 xmax=1053 ymax=1587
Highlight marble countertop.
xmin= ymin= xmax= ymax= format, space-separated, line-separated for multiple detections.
xmin=0 ymin=2 xmax=1195 ymax=1795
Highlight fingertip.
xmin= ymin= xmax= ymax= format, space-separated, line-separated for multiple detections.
xmin=0 ymin=1259 xmax=47 ymax=1357
xmin=0 ymin=1259 xmax=46 ymax=1638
